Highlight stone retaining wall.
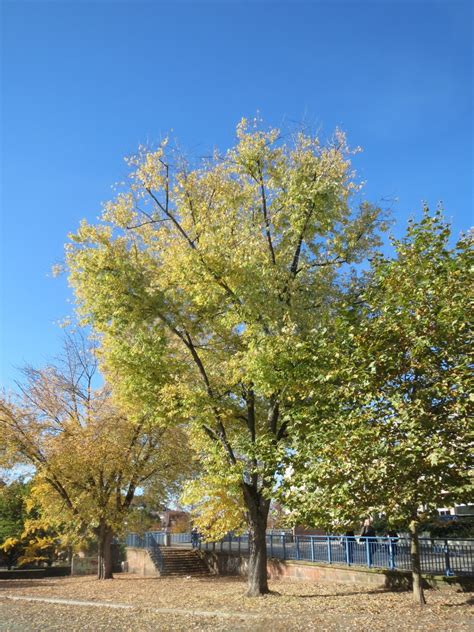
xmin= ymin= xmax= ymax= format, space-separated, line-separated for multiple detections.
xmin=71 ymin=556 xmax=99 ymax=576
xmin=200 ymin=551 xmax=474 ymax=592
xmin=125 ymin=547 xmax=159 ymax=576
xmin=124 ymin=547 xmax=473 ymax=592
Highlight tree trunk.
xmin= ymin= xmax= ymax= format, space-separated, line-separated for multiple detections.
xmin=409 ymin=518 xmax=426 ymax=606
xmin=97 ymin=522 xmax=114 ymax=580
xmin=242 ymin=484 xmax=270 ymax=596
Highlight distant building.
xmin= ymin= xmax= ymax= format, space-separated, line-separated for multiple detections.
xmin=437 ymin=504 xmax=474 ymax=518
xmin=159 ymin=509 xmax=191 ymax=532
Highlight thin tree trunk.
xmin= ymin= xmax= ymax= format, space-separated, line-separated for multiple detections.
xmin=409 ymin=518 xmax=426 ymax=606
xmin=97 ymin=526 xmax=103 ymax=580
xmin=97 ymin=522 xmax=114 ymax=580
xmin=242 ymin=484 xmax=270 ymax=596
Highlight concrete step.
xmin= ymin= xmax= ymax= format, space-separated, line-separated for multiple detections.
xmin=160 ymin=571 xmax=210 ymax=577
xmin=161 ymin=568 xmax=210 ymax=577
xmin=163 ymin=560 xmax=206 ymax=568
xmin=162 ymin=556 xmax=206 ymax=562
xmin=163 ymin=564 xmax=208 ymax=569
xmin=161 ymin=551 xmax=196 ymax=559
xmin=148 ymin=547 xmax=211 ymax=577
xmin=163 ymin=560 xmax=204 ymax=568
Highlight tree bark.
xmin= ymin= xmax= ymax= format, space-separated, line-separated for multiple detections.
xmin=409 ymin=518 xmax=426 ymax=606
xmin=242 ymin=484 xmax=270 ymax=596
xmin=97 ymin=522 xmax=114 ymax=580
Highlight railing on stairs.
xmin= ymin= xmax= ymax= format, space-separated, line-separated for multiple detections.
xmin=147 ymin=543 xmax=164 ymax=574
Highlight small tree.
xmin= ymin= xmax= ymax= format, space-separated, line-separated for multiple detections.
xmin=66 ymin=119 xmax=386 ymax=595
xmin=0 ymin=479 xmax=63 ymax=569
xmin=280 ymin=211 xmax=473 ymax=604
xmin=0 ymin=479 xmax=29 ymax=568
xmin=181 ymin=444 xmax=247 ymax=541
xmin=0 ymin=335 xmax=191 ymax=579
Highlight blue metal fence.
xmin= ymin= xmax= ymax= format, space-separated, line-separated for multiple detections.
xmin=125 ymin=531 xmax=474 ymax=577
xmin=170 ymin=532 xmax=192 ymax=544
xmin=126 ymin=531 xmax=166 ymax=548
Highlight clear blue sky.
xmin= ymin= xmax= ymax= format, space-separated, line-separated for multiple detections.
xmin=1 ymin=0 xmax=472 ymax=386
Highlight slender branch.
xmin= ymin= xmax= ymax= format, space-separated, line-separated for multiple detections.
xmin=126 ymin=218 xmax=170 ymax=230
xmin=202 ymin=424 xmax=219 ymax=442
xmin=267 ymin=395 xmax=280 ymax=435
xmin=290 ymin=214 xmax=311 ymax=277
xmin=146 ymin=187 xmax=196 ymax=249
xmin=276 ymin=420 xmax=289 ymax=441
xmin=288 ymin=145 xmax=346 ymax=281
xmin=145 ymin=186 xmax=245 ymax=312
xmin=158 ymin=158 xmax=170 ymax=212
xmin=256 ymin=162 xmax=276 ymax=265
xmin=296 ymin=255 xmax=347 ymax=274
xmin=182 ymin=330 xmax=236 ymax=464
xmin=246 ymin=388 xmax=256 ymax=443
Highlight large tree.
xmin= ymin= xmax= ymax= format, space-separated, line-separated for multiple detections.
xmin=279 ymin=211 xmax=473 ymax=604
xmin=0 ymin=335 xmax=190 ymax=579
xmin=66 ymin=119 xmax=386 ymax=595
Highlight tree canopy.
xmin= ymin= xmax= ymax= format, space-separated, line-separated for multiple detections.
xmin=66 ymin=118 xmax=387 ymax=594
xmin=0 ymin=334 xmax=191 ymax=578
xmin=279 ymin=210 xmax=473 ymax=603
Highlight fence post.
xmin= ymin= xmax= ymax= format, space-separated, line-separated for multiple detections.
xmin=296 ymin=536 xmax=301 ymax=560
xmin=311 ymin=537 xmax=315 ymax=562
xmin=345 ymin=537 xmax=350 ymax=565
xmin=282 ymin=534 xmax=286 ymax=560
xmin=270 ymin=534 xmax=273 ymax=559
xmin=388 ymin=538 xmax=395 ymax=570
xmin=238 ymin=535 xmax=241 ymax=555
xmin=365 ymin=538 xmax=371 ymax=567
xmin=327 ymin=536 xmax=332 ymax=564
xmin=444 ymin=539 xmax=453 ymax=576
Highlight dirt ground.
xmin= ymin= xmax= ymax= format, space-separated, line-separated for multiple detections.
xmin=0 ymin=574 xmax=472 ymax=631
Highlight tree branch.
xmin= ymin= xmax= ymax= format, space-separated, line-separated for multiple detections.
xmin=257 ymin=162 xmax=276 ymax=265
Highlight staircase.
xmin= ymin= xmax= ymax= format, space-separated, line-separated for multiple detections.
xmin=149 ymin=547 xmax=211 ymax=577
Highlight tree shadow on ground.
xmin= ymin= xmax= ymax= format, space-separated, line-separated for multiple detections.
xmin=441 ymin=596 xmax=474 ymax=607
xmin=293 ymin=588 xmax=474 ymax=606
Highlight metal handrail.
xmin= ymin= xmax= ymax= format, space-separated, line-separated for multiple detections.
xmin=125 ymin=531 xmax=474 ymax=577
